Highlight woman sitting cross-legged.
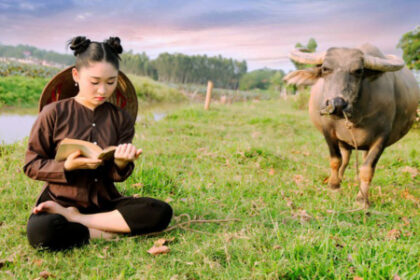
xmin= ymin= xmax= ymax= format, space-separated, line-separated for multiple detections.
xmin=24 ymin=36 xmax=172 ymax=251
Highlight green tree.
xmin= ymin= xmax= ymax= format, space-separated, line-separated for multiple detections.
xmin=397 ymin=26 xmax=420 ymax=70
xmin=239 ymin=68 xmax=279 ymax=90
xmin=269 ymin=70 xmax=285 ymax=91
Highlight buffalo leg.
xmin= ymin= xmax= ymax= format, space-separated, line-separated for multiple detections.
xmin=323 ymin=132 xmax=342 ymax=189
xmin=338 ymin=142 xmax=352 ymax=180
xmin=362 ymin=151 xmax=368 ymax=161
xmin=356 ymin=136 xmax=388 ymax=207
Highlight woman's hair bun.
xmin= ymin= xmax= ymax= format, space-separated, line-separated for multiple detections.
xmin=104 ymin=37 xmax=123 ymax=55
xmin=68 ymin=36 xmax=91 ymax=56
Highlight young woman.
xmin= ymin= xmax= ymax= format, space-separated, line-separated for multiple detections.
xmin=24 ymin=36 xmax=173 ymax=250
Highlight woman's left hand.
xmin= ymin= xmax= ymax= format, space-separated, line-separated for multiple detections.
xmin=114 ymin=143 xmax=142 ymax=169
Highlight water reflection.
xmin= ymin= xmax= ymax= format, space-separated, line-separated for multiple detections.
xmin=0 ymin=114 xmax=37 ymax=144
xmin=0 ymin=112 xmax=167 ymax=144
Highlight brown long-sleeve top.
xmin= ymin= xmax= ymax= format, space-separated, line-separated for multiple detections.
xmin=23 ymin=97 xmax=135 ymax=210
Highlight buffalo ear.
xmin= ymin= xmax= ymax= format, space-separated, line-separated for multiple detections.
xmin=283 ymin=67 xmax=321 ymax=86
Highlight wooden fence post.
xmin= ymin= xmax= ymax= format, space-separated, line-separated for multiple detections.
xmin=204 ymin=80 xmax=213 ymax=110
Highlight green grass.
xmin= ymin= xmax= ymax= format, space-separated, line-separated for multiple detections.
xmin=0 ymin=100 xmax=419 ymax=279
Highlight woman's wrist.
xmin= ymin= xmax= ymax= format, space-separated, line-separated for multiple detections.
xmin=114 ymin=158 xmax=129 ymax=170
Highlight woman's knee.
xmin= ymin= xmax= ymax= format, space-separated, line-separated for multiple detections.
xmin=153 ymin=200 xmax=173 ymax=231
xmin=119 ymin=197 xmax=173 ymax=234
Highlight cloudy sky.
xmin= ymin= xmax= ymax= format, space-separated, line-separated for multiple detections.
xmin=0 ymin=0 xmax=418 ymax=71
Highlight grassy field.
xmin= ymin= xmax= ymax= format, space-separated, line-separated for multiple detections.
xmin=0 ymin=100 xmax=419 ymax=279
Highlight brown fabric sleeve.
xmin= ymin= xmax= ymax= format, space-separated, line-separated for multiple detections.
xmin=23 ymin=105 xmax=76 ymax=184
xmin=107 ymin=110 xmax=135 ymax=182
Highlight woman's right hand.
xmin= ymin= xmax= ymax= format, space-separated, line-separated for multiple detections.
xmin=63 ymin=150 xmax=103 ymax=171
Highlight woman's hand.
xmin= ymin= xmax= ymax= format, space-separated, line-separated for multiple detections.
xmin=114 ymin=143 xmax=142 ymax=170
xmin=63 ymin=150 xmax=103 ymax=171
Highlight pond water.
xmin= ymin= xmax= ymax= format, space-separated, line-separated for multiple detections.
xmin=0 ymin=112 xmax=167 ymax=145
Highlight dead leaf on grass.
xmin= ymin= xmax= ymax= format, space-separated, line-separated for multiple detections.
xmin=165 ymin=197 xmax=174 ymax=203
xmin=386 ymin=229 xmax=401 ymax=240
xmin=286 ymin=199 xmax=295 ymax=209
xmin=154 ymin=237 xmax=175 ymax=247
xmin=132 ymin=183 xmax=144 ymax=188
xmin=147 ymin=245 xmax=170 ymax=256
xmin=401 ymin=166 xmax=418 ymax=178
xmin=401 ymin=217 xmax=410 ymax=227
xmin=33 ymin=259 xmax=43 ymax=267
xmin=401 ymin=189 xmax=419 ymax=204
xmin=293 ymin=174 xmax=305 ymax=185
xmin=39 ymin=271 xmax=54 ymax=279
xmin=293 ymin=209 xmax=312 ymax=222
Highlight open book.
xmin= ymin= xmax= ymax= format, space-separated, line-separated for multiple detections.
xmin=55 ymin=138 xmax=117 ymax=161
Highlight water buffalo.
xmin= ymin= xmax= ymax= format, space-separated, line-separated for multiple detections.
xmin=284 ymin=43 xmax=420 ymax=207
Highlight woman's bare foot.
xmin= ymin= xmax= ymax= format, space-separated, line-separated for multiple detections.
xmin=88 ymin=228 xmax=118 ymax=240
xmin=32 ymin=201 xmax=80 ymax=222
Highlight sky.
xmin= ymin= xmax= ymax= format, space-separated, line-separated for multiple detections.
xmin=0 ymin=0 xmax=419 ymax=71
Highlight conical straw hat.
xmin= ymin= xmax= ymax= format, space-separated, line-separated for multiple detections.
xmin=39 ymin=65 xmax=138 ymax=125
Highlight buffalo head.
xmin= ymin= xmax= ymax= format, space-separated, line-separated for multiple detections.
xmin=284 ymin=44 xmax=405 ymax=118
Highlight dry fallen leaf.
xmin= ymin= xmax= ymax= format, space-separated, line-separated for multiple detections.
xmin=33 ymin=259 xmax=43 ymax=267
xmin=286 ymin=199 xmax=295 ymax=209
xmin=387 ymin=229 xmax=401 ymax=240
xmin=165 ymin=197 xmax=174 ymax=203
xmin=39 ymin=271 xmax=54 ymax=279
xmin=293 ymin=174 xmax=305 ymax=185
xmin=154 ymin=237 xmax=175 ymax=247
xmin=293 ymin=210 xmax=312 ymax=222
xmin=401 ymin=189 xmax=419 ymax=204
xmin=401 ymin=166 xmax=418 ymax=178
xmin=393 ymin=274 xmax=401 ymax=280
xmin=132 ymin=183 xmax=144 ymax=188
xmin=147 ymin=245 xmax=170 ymax=256
xmin=401 ymin=217 xmax=410 ymax=227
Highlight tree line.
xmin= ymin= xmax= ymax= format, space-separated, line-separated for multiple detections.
xmin=0 ymin=44 xmax=249 ymax=89
xmin=121 ymin=51 xmax=247 ymax=89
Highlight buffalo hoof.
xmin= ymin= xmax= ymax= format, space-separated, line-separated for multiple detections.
xmin=328 ymin=182 xmax=341 ymax=189
xmin=356 ymin=195 xmax=370 ymax=208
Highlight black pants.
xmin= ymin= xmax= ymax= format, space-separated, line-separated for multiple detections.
xmin=27 ymin=192 xmax=173 ymax=251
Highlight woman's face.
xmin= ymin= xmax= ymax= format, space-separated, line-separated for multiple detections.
xmin=72 ymin=61 xmax=118 ymax=110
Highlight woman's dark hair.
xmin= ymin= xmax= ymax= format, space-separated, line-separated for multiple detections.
xmin=67 ymin=36 xmax=123 ymax=70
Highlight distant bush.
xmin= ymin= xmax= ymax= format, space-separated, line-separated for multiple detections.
xmin=0 ymin=75 xmax=48 ymax=106
xmin=127 ymin=74 xmax=187 ymax=104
